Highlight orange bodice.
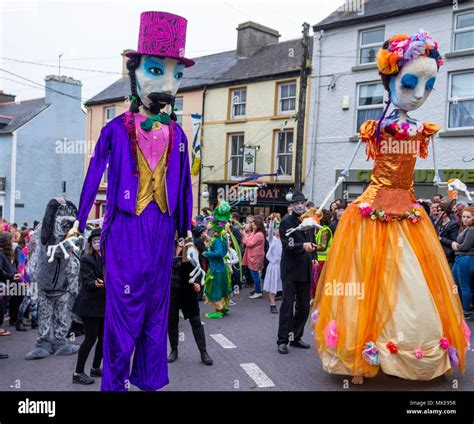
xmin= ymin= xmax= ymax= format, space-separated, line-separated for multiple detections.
xmin=354 ymin=120 xmax=440 ymax=216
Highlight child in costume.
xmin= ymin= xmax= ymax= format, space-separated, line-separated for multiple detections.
xmin=168 ymin=237 xmax=213 ymax=365
xmin=203 ymin=202 xmax=233 ymax=319
xmin=263 ymin=219 xmax=282 ymax=314
xmin=69 ymin=11 xmax=194 ymax=391
xmin=311 ymin=30 xmax=470 ymax=385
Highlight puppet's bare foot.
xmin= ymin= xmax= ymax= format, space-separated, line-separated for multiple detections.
xmin=351 ymin=375 xmax=364 ymax=385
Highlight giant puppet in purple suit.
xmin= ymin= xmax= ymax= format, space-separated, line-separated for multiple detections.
xmin=69 ymin=11 xmax=194 ymax=391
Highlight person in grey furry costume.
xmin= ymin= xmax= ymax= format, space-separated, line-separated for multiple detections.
xmin=25 ymin=197 xmax=82 ymax=360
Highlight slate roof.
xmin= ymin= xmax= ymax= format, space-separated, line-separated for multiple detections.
xmin=0 ymin=98 xmax=49 ymax=134
xmin=213 ymin=37 xmax=313 ymax=86
xmin=85 ymin=36 xmax=312 ymax=106
xmin=313 ymin=0 xmax=455 ymax=31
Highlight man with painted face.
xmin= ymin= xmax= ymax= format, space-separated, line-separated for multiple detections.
xmin=69 ymin=11 xmax=194 ymax=391
xmin=277 ymin=191 xmax=315 ymax=354
xmin=311 ymin=31 xmax=469 ymax=385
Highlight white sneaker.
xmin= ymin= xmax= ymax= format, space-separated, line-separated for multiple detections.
xmin=229 ymin=300 xmax=236 ymax=306
xmin=249 ymin=292 xmax=263 ymax=299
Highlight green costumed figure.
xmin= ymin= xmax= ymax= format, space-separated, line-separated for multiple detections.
xmin=203 ymin=201 xmax=233 ymax=319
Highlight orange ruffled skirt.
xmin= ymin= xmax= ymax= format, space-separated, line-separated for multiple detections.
xmin=312 ymin=204 xmax=469 ymax=380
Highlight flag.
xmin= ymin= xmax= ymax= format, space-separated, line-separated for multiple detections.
xmin=191 ymin=113 xmax=202 ymax=176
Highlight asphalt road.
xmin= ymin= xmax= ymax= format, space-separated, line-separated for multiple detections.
xmin=1 ymin=286 xmax=473 ymax=392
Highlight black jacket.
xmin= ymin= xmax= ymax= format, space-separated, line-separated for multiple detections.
xmin=73 ymin=252 xmax=105 ymax=318
xmin=171 ymin=255 xmax=194 ymax=289
xmin=0 ymin=251 xmax=15 ymax=283
xmin=437 ymin=220 xmax=459 ymax=263
xmin=193 ymin=237 xmax=208 ymax=270
xmin=279 ymin=213 xmax=314 ymax=282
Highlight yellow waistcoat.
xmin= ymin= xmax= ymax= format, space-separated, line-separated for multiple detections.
xmin=135 ymin=144 xmax=169 ymax=215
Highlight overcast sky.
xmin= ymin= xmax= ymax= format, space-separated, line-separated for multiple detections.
xmin=0 ymin=0 xmax=340 ymax=102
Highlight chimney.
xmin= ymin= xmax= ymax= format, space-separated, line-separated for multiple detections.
xmin=44 ymin=75 xmax=82 ymax=105
xmin=236 ymin=21 xmax=280 ymax=58
xmin=121 ymin=49 xmax=133 ymax=76
xmin=0 ymin=90 xmax=16 ymax=104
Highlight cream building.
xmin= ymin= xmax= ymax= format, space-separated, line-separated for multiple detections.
xmin=200 ymin=22 xmax=313 ymax=217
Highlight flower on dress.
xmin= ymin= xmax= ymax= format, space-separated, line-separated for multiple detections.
xmin=448 ymin=346 xmax=459 ymax=367
xmin=414 ymin=347 xmax=425 ymax=359
xmin=407 ymin=125 xmax=418 ymax=137
xmin=324 ymin=320 xmax=338 ymax=349
xmin=362 ymin=342 xmax=381 ymax=365
xmin=311 ymin=309 xmax=319 ymax=324
xmin=386 ymin=341 xmax=398 ymax=354
xmin=359 ymin=203 xmax=373 ymax=217
xmin=439 ymin=338 xmax=450 ymax=350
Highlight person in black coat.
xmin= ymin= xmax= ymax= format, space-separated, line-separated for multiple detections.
xmin=0 ymin=233 xmax=21 ymax=343
xmin=72 ymin=228 xmax=105 ymax=385
xmin=168 ymin=237 xmax=213 ymax=366
xmin=436 ymin=202 xmax=460 ymax=266
xmin=277 ymin=191 xmax=316 ymax=354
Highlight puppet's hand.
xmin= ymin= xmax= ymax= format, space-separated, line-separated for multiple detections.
xmin=67 ymin=220 xmax=81 ymax=239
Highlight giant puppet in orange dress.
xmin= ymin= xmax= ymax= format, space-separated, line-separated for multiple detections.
xmin=311 ymin=30 xmax=470 ymax=384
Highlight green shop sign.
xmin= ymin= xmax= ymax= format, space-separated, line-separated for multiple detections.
xmin=356 ymin=169 xmax=474 ymax=183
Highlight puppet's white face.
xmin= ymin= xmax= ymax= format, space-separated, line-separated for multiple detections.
xmin=135 ymin=55 xmax=185 ymax=111
xmin=389 ymin=56 xmax=438 ymax=111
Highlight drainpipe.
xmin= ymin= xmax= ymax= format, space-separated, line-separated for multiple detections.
xmin=309 ymin=30 xmax=323 ymax=201
xmin=9 ymin=130 xmax=17 ymax=223
xmin=197 ymin=85 xmax=207 ymax=213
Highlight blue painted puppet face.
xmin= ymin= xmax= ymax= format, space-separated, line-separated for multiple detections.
xmin=389 ymin=56 xmax=438 ymax=112
xmin=134 ymin=55 xmax=185 ymax=111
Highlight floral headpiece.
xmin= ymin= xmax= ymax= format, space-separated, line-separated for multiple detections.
xmin=376 ymin=29 xmax=444 ymax=76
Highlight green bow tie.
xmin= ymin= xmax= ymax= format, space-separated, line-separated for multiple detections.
xmin=140 ymin=113 xmax=171 ymax=131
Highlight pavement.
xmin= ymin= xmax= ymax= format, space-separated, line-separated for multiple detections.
xmin=1 ymin=286 xmax=473 ymax=392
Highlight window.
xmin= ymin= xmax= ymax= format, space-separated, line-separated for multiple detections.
xmin=454 ymin=11 xmax=474 ymax=51
xmin=229 ymin=133 xmax=244 ymax=178
xmin=99 ymin=203 xmax=106 ymax=218
xmin=275 ymin=129 xmax=293 ymax=177
xmin=230 ymin=88 xmax=246 ymax=118
xmin=448 ymin=71 xmax=474 ymax=129
xmin=174 ymin=96 xmax=183 ymax=125
xmin=356 ymin=82 xmax=384 ymax=132
xmin=104 ymin=106 xmax=116 ymax=124
xmin=278 ymin=82 xmax=296 ymax=114
xmin=101 ymin=164 xmax=108 ymax=185
xmin=358 ymin=27 xmax=384 ymax=64
xmin=343 ymin=183 xmax=367 ymax=204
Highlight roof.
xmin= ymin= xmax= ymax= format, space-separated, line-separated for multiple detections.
xmin=84 ymin=76 xmax=131 ymax=106
xmin=85 ymin=37 xmax=312 ymax=106
xmin=0 ymin=98 xmax=49 ymax=134
xmin=85 ymin=49 xmax=239 ymax=106
xmin=313 ymin=0 xmax=454 ymax=31
xmin=213 ymin=37 xmax=312 ymax=86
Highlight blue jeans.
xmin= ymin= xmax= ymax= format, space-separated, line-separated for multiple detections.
xmin=452 ymin=255 xmax=474 ymax=313
xmin=250 ymin=270 xmax=262 ymax=294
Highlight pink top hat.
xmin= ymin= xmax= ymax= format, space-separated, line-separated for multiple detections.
xmin=126 ymin=11 xmax=195 ymax=67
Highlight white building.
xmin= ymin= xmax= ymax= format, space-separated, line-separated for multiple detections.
xmin=306 ymin=0 xmax=474 ymax=205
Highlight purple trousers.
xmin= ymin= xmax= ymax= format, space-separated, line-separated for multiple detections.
xmin=101 ymin=202 xmax=175 ymax=391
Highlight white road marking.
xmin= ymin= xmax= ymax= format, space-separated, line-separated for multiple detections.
xmin=210 ymin=333 xmax=237 ymax=349
xmin=240 ymin=363 xmax=275 ymax=388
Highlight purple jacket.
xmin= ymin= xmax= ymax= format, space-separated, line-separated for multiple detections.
xmin=77 ymin=113 xmax=193 ymax=240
